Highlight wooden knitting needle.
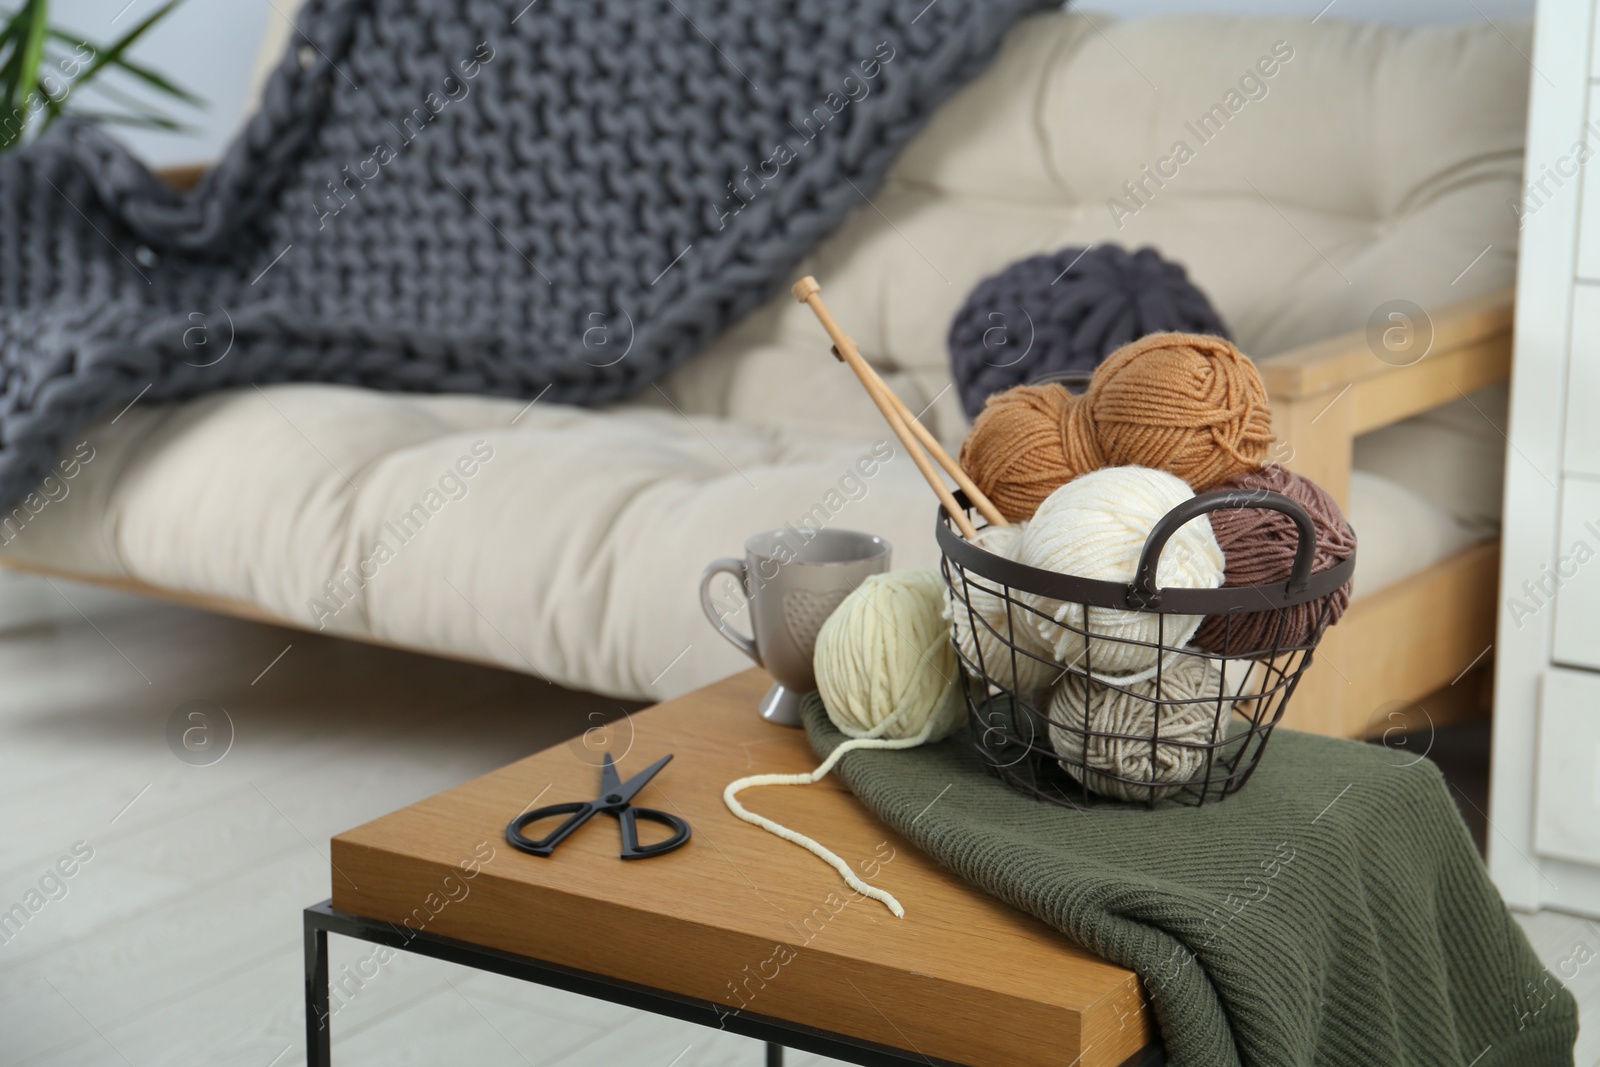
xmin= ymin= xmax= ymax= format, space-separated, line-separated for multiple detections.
xmin=791 ymin=276 xmax=987 ymax=539
xmin=792 ymin=276 xmax=1007 ymax=528
xmin=846 ymin=346 xmax=1010 ymax=529
xmin=791 ymin=279 xmax=1007 ymax=528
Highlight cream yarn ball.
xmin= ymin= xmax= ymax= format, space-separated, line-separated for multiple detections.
xmin=943 ymin=523 xmax=1059 ymax=699
xmin=1049 ymin=651 xmax=1225 ymax=802
xmin=815 ymin=567 xmax=965 ymax=744
xmin=1017 ymin=466 xmax=1224 ymax=682
xmin=725 ymin=568 xmax=964 ymax=918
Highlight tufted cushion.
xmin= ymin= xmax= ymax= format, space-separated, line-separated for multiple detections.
xmin=0 ymin=383 xmax=1456 ymax=701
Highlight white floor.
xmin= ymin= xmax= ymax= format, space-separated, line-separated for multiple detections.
xmin=1513 ymin=909 xmax=1600 ymax=1063
xmin=0 ymin=573 xmax=846 ymax=1067
xmin=0 ymin=572 xmax=1592 ymax=1065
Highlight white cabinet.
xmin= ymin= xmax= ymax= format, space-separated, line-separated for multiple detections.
xmin=1561 ymin=287 xmax=1600 ymax=475
xmin=1577 ymin=87 xmax=1600 ymax=281
xmin=1551 ymin=479 xmax=1600 ymax=668
xmin=1534 ymin=669 xmax=1600 ymax=864
xmin=1576 ymin=86 xmax=1600 ymax=280
xmin=1490 ymin=0 xmax=1600 ymax=914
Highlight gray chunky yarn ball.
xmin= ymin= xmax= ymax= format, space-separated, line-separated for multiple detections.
xmin=948 ymin=245 xmax=1231 ymax=418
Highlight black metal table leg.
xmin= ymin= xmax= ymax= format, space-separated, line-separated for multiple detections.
xmin=767 ymin=1042 xmax=784 ymax=1067
xmin=305 ymin=911 xmax=331 ymax=1067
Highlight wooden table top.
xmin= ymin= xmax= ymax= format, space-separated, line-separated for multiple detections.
xmin=331 ymin=669 xmax=1155 ymax=1067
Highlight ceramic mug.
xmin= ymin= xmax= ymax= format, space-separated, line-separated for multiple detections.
xmin=699 ymin=528 xmax=891 ymax=726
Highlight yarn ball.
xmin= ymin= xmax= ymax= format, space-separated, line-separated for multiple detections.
xmin=943 ymin=523 xmax=1059 ymax=698
xmin=727 ymin=567 xmax=964 ymax=922
xmin=960 ymin=332 xmax=1274 ymax=522
xmin=958 ymin=382 xmax=1098 ymax=523
xmin=814 ymin=568 xmax=965 ymax=745
xmin=1049 ymin=651 xmax=1226 ymax=802
xmin=949 ymin=245 xmax=1231 ymax=418
xmin=1017 ymin=466 xmax=1224 ymax=681
xmin=1192 ymin=464 xmax=1357 ymax=656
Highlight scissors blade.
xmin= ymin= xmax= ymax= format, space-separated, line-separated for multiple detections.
xmin=611 ymin=753 xmax=674 ymax=804
xmin=598 ymin=752 xmax=625 ymax=797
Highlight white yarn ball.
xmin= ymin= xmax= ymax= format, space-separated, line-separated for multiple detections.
xmin=1049 ymin=651 xmax=1225 ymax=802
xmin=943 ymin=523 xmax=1059 ymax=699
xmin=815 ymin=567 xmax=965 ymax=744
xmin=1017 ymin=466 xmax=1224 ymax=682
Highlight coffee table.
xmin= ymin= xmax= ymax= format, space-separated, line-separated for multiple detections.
xmin=305 ymin=669 xmax=1161 ymax=1066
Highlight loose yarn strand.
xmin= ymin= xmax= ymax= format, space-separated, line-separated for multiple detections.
xmin=721 ymin=718 xmax=941 ymax=919
xmin=722 ymin=569 xmax=963 ymax=918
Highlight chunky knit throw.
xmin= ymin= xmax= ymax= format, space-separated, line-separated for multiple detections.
xmin=802 ymin=696 xmax=1577 ymax=1066
xmin=0 ymin=0 xmax=1052 ymax=508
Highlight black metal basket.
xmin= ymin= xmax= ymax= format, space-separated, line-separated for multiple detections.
xmin=937 ymin=487 xmax=1356 ymax=809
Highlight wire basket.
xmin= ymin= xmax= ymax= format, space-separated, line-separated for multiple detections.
xmin=937 ymin=487 xmax=1356 ymax=809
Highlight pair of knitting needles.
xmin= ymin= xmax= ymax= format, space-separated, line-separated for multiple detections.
xmin=791 ymin=276 xmax=1006 ymax=540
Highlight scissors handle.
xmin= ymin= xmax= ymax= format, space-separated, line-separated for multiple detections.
xmin=505 ymin=801 xmax=594 ymax=857
xmin=619 ymin=806 xmax=692 ymax=859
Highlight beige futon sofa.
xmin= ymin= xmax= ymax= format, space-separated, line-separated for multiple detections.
xmin=0 ymin=11 xmax=1525 ymax=737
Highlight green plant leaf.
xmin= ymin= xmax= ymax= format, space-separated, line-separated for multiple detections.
xmin=44 ymin=27 xmax=200 ymax=105
xmin=15 ymin=1 xmax=47 ymax=104
xmin=0 ymin=0 xmax=202 ymax=152
xmin=44 ymin=0 xmax=196 ymax=136
xmin=68 ymin=0 xmax=187 ymax=96
xmin=1 ymin=0 xmax=47 ymax=114
xmin=0 ymin=1 xmax=48 ymax=149
xmin=0 ymin=5 xmax=35 ymax=84
xmin=0 ymin=4 xmax=32 ymax=41
xmin=69 ymin=70 xmax=188 ymax=117
xmin=58 ymin=106 xmax=193 ymax=132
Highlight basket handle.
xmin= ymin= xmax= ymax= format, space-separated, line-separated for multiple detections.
xmin=1128 ymin=489 xmax=1317 ymax=610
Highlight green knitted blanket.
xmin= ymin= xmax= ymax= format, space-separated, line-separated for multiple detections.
xmin=802 ymin=697 xmax=1577 ymax=1066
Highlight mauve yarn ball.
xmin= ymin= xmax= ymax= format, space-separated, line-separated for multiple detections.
xmin=948 ymin=245 xmax=1231 ymax=419
xmin=1191 ymin=465 xmax=1357 ymax=657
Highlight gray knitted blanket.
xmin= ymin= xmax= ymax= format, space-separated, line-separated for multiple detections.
xmin=0 ymin=0 xmax=1052 ymax=507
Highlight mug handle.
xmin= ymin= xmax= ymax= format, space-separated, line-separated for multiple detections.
xmin=699 ymin=559 xmax=761 ymax=666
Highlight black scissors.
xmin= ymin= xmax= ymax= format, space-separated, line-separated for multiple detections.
xmin=505 ymin=753 xmax=691 ymax=859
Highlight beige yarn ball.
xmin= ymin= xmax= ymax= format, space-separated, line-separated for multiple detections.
xmin=1049 ymin=651 xmax=1225 ymax=802
xmin=815 ymin=568 xmax=965 ymax=745
xmin=1017 ymin=466 xmax=1224 ymax=682
xmin=943 ymin=523 xmax=1059 ymax=699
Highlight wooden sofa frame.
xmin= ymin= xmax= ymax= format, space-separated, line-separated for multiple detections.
xmin=1261 ymin=287 xmax=1509 ymax=737
xmin=0 ymin=166 xmax=1509 ymax=739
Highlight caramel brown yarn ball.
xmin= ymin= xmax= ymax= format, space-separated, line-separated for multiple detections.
xmin=959 ymin=383 xmax=1101 ymax=522
xmin=1191 ymin=464 xmax=1356 ymax=657
xmin=958 ymin=333 xmax=1273 ymax=522
xmin=1089 ymin=333 xmax=1274 ymax=489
